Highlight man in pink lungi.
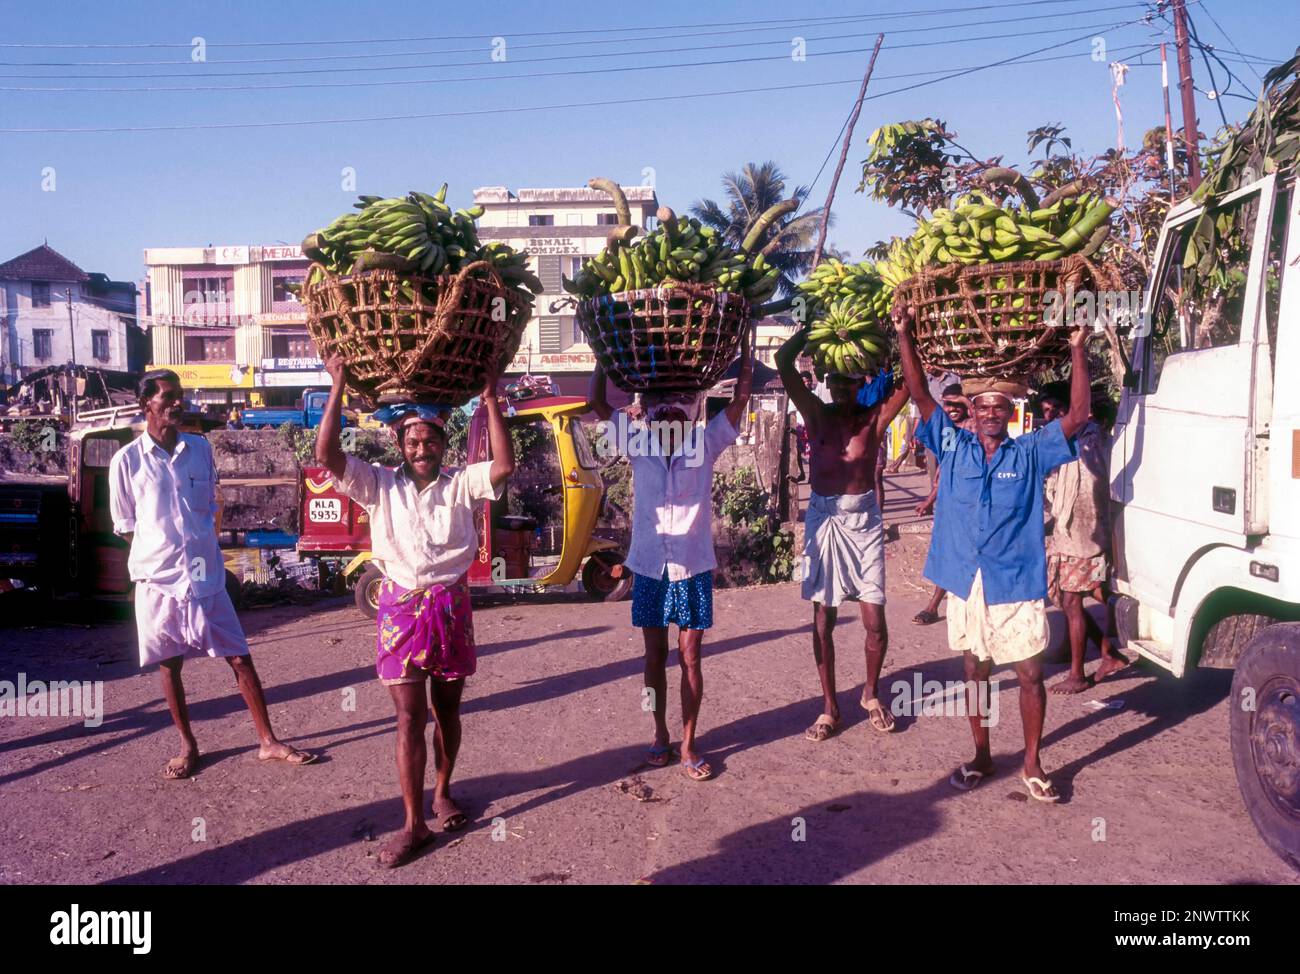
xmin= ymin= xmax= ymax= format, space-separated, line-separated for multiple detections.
xmin=317 ymin=353 xmax=513 ymax=868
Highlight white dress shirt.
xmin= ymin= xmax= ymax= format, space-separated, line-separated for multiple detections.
xmin=109 ymin=432 xmax=226 ymax=599
xmin=623 ymin=409 xmax=738 ymax=582
xmin=333 ymin=456 xmax=502 ymax=590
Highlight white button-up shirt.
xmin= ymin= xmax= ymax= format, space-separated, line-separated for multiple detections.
xmin=623 ymin=409 xmax=738 ymax=582
xmin=109 ymin=432 xmax=226 ymax=599
xmin=333 ymin=456 xmax=502 ymax=590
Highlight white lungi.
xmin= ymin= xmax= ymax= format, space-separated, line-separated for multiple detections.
xmin=801 ymin=490 xmax=886 ymax=607
xmin=134 ymin=581 xmax=249 ymax=667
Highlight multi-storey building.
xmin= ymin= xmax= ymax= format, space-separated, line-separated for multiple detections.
xmin=473 ymin=184 xmax=658 ymax=389
xmin=0 ymin=244 xmax=143 ymax=384
xmin=141 ymin=244 xmax=323 ymax=406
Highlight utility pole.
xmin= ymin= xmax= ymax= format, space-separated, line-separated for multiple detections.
xmin=66 ymin=286 xmax=77 ymax=366
xmin=1171 ymin=0 xmax=1202 ymax=190
xmin=810 ymin=33 xmax=885 ymax=270
xmin=1160 ymin=43 xmax=1178 ymax=197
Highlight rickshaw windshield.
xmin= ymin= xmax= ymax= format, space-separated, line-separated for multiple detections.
xmin=569 ymin=418 xmax=600 ymax=470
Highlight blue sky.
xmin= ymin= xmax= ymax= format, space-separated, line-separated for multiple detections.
xmin=0 ymin=0 xmax=1290 ymax=282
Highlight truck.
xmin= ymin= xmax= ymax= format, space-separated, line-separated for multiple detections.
xmin=1112 ymin=166 xmax=1299 ymax=869
xmin=241 ymin=390 xmax=343 ymax=429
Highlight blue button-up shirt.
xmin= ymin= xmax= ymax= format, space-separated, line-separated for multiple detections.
xmin=917 ymin=407 xmax=1076 ymax=605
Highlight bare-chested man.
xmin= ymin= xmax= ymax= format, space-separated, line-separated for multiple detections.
xmin=777 ymin=325 xmax=910 ymax=741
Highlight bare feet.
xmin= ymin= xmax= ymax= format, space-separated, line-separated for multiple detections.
xmin=163 ymin=744 xmax=199 ymax=780
xmin=1093 ymin=654 xmax=1130 ymax=683
xmin=378 ymin=827 xmax=435 ymax=868
xmin=257 ymin=740 xmax=318 ymax=766
xmin=431 ymin=794 xmax=468 ymax=832
xmin=1050 ymin=674 xmax=1093 ymax=695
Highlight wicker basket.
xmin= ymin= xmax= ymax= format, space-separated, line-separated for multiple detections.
xmin=302 ymin=260 xmax=531 ymax=406
xmin=575 ymin=282 xmax=750 ymax=393
xmin=893 ymin=255 xmax=1122 ymax=378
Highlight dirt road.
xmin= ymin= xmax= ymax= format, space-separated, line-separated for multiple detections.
xmin=1 ymin=471 xmax=1294 ymax=884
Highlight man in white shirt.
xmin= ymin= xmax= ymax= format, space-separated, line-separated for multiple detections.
xmin=109 ymin=369 xmax=317 ymax=781
xmin=316 ymin=353 xmax=513 ymax=868
xmin=588 ymin=339 xmax=753 ymax=782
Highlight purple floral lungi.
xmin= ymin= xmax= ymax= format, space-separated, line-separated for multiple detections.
xmin=375 ymin=576 xmax=476 ymax=685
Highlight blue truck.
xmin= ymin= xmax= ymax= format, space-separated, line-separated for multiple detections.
xmin=241 ymin=390 xmax=345 ymax=429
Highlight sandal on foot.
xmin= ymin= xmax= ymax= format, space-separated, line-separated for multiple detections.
xmin=949 ymin=764 xmax=991 ymax=792
xmin=378 ymin=830 xmax=435 ymax=869
xmin=432 ymin=800 xmax=469 ymax=832
xmin=163 ymin=753 xmax=198 ymax=780
xmin=683 ymin=757 xmax=714 ymax=782
xmin=861 ymin=696 xmax=897 ymax=732
xmin=912 ymin=609 xmax=939 ymax=626
xmin=645 ymin=744 xmax=677 ymax=767
xmin=1022 ymin=775 xmax=1062 ymax=803
xmin=804 ymin=714 xmax=841 ymax=742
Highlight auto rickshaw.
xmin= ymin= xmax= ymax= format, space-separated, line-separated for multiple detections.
xmin=298 ymin=389 xmax=632 ymax=618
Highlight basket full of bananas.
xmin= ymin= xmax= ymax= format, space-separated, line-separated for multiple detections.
xmin=877 ymin=185 xmax=1122 ymax=378
xmin=299 ymin=186 xmax=541 ymax=406
xmin=567 ymin=178 xmax=785 ymax=393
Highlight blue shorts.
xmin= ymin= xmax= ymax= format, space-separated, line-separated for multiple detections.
xmin=632 ymin=570 xmax=713 ymax=630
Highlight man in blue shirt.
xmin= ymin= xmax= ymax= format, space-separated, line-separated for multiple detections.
xmin=893 ymin=306 xmax=1092 ymax=803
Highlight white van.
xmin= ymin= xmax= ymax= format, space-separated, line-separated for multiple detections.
xmin=1111 ymin=169 xmax=1299 ymax=869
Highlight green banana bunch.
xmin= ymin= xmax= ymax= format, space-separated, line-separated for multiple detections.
xmin=801 ymin=293 xmax=890 ymax=376
xmin=561 ymin=179 xmax=789 ymax=306
xmin=873 ymin=189 xmax=1115 ymax=293
xmin=797 ymin=257 xmax=892 ymax=328
xmin=300 ymin=184 xmax=543 ymax=311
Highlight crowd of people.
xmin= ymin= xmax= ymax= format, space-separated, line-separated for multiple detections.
xmin=107 ymin=305 xmax=1125 ymax=868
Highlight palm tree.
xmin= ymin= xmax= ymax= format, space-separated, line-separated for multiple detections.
xmin=690 ymin=161 xmax=830 ymax=298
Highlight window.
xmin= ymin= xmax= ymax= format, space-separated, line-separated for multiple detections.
xmin=536 ymin=256 xmax=562 ymax=294
xmin=33 ymin=329 xmax=53 ymax=359
xmin=31 ymin=282 xmax=50 ymax=308
xmin=571 ymin=318 xmax=586 ymax=346
xmin=567 ymin=256 xmax=585 ymax=280
xmin=272 ymin=275 xmax=304 ymax=303
xmin=566 ymin=213 xmax=583 ymax=226
xmin=528 ymin=214 xmax=554 ymax=227
xmin=570 ymin=418 xmax=600 ymax=469
xmin=270 ymin=332 xmax=317 ymax=359
xmin=92 ymin=330 xmax=109 ymax=361
xmin=183 ymin=334 xmax=234 ymax=362
xmin=596 ymin=213 xmax=619 ymax=225
xmin=184 ymin=276 xmax=232 ymax=303
xmin=1143 ymin=192 xmax=1260 ymax=393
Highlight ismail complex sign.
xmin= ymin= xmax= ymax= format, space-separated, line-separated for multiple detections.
xmin=526 ymin=237 xmax=583 ymax=255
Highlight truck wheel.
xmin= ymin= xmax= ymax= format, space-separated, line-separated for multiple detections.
xmin=354 ymin=564 xmax=383 ymax=619
xmin=1230 ymin=622 xmax=1300 ymax=871
xmin=583 ymin=554 xmax=632 ymax=602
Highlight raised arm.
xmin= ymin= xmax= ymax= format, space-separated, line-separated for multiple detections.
xmin=314 ymin=353 xmax=349 ymax=479
xmin=1058 ymin=324 xmax=1091 ymax=441
xmin=724 ymin=326 xmax=755 ymax=430
xmin=481 ymin=373 xmax=515 ymax=489
xmin=776 ymin=325 xmax=822 ymax=422
xmin=588 ymin=362 xmax=614 ymax=422
xmin=891 ymin=305 xmax=937 ymax=422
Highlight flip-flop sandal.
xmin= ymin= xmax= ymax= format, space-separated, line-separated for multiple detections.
xmin=949 ymin=764 xmax=991 ymax=792
xmin=1022 ymin=775 xmax=1062 ymax=803
xmin=645 ymin=744 xmax=678 ymax=767
xmin=860 ymin=696 xmax=897 ymax=732
xmin=804 ymin=714 xmax=841 ymax=742
xmin=683 ymin=757 xmax=714 ymax=782
xmin=258 ymin=747 xmax=319 ymax=766
xmin=378 ymin=830 xmax=436 ymax=869
xmin=912 ymin=609 xmax=939 ymax=626
xmin=433 ymin=808 xmax=469 ymax=833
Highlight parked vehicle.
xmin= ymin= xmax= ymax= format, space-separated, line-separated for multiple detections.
xmin=241 ymin=390 xmax=344 ymax=429
xmin=1112 ymin=168 xmax=1299 ymax=868
xmin=297 ymin=393 xmax=631 ymax=617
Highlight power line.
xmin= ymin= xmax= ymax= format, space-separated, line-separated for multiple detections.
xmin=1196 ymin=1 xmax=1264 ymax=81
xmin=0 ymin=17 xmax=1154 ymax=134
xmin=0 ymin=5 xmax=1148 ymax=81
xmin=0 ymin=16 xmax=1154 ymax=92
xmin=0 ymin=0 xmax=1108 ymax=49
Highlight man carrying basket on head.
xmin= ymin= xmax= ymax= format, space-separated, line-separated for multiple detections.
xmin=588 ymin=333 xmax=754 ymax=783
xmin=316 ymin=352 xmax=514 ymax=868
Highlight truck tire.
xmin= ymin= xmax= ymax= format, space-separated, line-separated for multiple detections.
xmin=354 ymin=564 xmax=383 ymax=619
xmin=582 ymin=553 xmax=632 ymax=602
xmin=1229 ymin=622 xmax=1300 ymax=871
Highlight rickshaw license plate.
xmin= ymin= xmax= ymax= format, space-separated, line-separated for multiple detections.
xmin=308 ymin=498 xmax=342 ymax=523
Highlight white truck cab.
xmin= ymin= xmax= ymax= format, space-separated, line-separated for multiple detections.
xmin=1112 ymin=169 xmax=1299 ymax=868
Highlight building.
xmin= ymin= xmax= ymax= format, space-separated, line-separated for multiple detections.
xmin=141 ymin=244 xmax=321 ymax=407
xmin=0 ymin=244 xmax=143 ymax=385
xmin=473 ymin=184 xmax=658 ymax=390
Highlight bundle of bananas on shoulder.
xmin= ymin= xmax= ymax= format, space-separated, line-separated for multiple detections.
xmin=875 ymin=182 xmax=1115 ymax=291
xmin=300 ymin=184 xmax=543 ymax=307
xmin=796 ymin=259 xmax=891 ymax=375
xmin=561 ymin=177 xmax=786 ymax=306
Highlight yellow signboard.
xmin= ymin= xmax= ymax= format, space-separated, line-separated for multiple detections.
xmin=146 ymin=363 xmax=255 ymax=389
